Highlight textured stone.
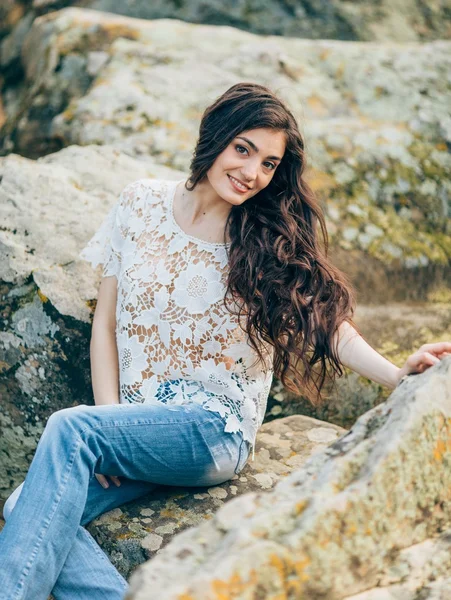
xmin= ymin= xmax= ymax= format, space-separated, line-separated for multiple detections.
xmin=343 ymin=531 xmax=451 ymax=598
xmin=1 ymin=9 xmax=450 ymax=299
xmin=1 ymin=0 xmax=450 ymax=50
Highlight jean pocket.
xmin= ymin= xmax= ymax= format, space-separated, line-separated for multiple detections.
xmin=234 ymin=438 xmax=250 ymax=475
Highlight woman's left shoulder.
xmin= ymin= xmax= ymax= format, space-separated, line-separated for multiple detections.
xmin=135 ymin=178 xmax=172 ymax=205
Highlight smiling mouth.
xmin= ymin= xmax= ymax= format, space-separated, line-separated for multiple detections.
xmin=228 ymin=174 xmax=249 ymax=191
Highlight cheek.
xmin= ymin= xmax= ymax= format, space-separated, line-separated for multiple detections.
xmin=212 ymin=150 xmax=230 ymax=172
xmin=222 ymin=146 xmax=240 ymax=164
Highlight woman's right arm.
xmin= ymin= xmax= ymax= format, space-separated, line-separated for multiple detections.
xmin=90 ymin=276 xmax=120 ymax=406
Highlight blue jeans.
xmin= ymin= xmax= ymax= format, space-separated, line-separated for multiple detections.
xmin=0 ymin=401 xmax=250 ymax=600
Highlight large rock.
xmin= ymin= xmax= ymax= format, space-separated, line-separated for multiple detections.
xmin=1 ymin=9 xmax=450 ymax=300
xmin=124 ymin=357 xmax=451 ymax=599
xmin=1 ymin=0 xmax=450 ymax=48
xmin=4 ymin=9 xmax=451 ymax=155
xmin=76 ymin=0 xmax=451 ymax=42
xmin=344 ymin=531 xmax=451 ymax=599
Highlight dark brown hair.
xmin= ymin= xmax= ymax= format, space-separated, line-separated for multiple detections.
xmin=186 ymin=82 xmax=360 ymax=404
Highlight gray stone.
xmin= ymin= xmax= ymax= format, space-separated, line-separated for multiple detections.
xmin=2 ymin=0 xmax=450 ymax=49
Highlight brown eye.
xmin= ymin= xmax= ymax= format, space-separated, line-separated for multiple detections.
xmin=236 ymin=145 xmax=248 ymax=155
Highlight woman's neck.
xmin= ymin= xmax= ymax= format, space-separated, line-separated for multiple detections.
xmin=174 ymin=179 xmax=232 ymax=243
xmin=183 ymin=178 xmax=232 ymax=225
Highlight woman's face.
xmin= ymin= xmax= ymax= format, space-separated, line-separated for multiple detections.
xmin=206 ymin=128 xmax=287 ymax=205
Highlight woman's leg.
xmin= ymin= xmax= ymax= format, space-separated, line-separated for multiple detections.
xmin=0 ymin=402 xmax=243 ymax=600
xmin=3 ymin=476 xmax=158 ymax=600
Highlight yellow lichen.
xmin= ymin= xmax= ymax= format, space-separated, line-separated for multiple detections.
xmin=306 ymin=95 xmax=329 ymax=117
xmin=294 ymin=499 xmax=309 ymax=516
xmin=436 ymin=414 xmax=445 ymax=429
xmin=37 ymin=289 xmax=48 ymax=303
xmin=346 ymin=522 xmax=357 ymax=535
xmin=428 ymin=287 xmax=451 ymax=304
xmin=335 ymin=62 xmax=345 ymax=79
xmin=159 ymin=508 xmax=178 ymax=518
xmin=210 ymin=568 xmax=257 ymax=598
xmin=433 ymin=439 xmax=446 ymax=462
xmin=293 ymin=555 xmax=311 ymax=581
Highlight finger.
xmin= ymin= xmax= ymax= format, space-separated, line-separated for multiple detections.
xmin=419 ymin=352 xmax=441 ymax=371
xmin=419 ymin=342 xmax=451 ymax=356
xmin=95 ymin=474 xmax=109 ymax=489
xmin=109 ymin=476 xmax=121 ymax=487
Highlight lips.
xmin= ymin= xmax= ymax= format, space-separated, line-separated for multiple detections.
xmin=228 ymin=174 xmax=249 ymax=192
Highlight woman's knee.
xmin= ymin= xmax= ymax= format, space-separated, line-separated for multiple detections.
xmin=3 ymin=481 xmax=24 ymax=521
xmin=46 ymin=404 xmax=91 ymax=434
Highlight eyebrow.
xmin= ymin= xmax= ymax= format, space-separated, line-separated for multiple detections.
xmin=236 ymin=136 xmax=282 ymax=161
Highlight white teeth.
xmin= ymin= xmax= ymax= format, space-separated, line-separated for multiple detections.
xmin=229 ymin=176 xmax=246 ymax=190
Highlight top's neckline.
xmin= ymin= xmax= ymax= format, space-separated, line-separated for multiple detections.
xmin=168 ymin=179 xmax=231 ymax=248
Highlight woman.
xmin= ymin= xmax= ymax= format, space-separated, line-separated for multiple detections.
xmin=1 ymin=82 xmax=449 ymax=600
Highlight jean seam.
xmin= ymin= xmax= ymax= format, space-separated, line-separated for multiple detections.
xmin=191 ymin=420 xmax=223 ymax=466
xmin=12 ymin=435 xmax=83 ymax=600
xmin=234 ymin=438 xmax=245 ymax=475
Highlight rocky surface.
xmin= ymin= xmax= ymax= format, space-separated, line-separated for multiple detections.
xmin=0 ymin=0 xmax=31 ymax=42
xmin=1 ymin=9 xmax=449 ymax=299
xmin=124 ymin=357 xmax=451 ymax=599
xmin=344 ymin=531 xmax=451 ymax=599
xmin=1 ymin=0 xmax=449 ymax=49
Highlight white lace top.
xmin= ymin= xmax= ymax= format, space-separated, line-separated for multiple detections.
xmin=79 ymin=178 xmax=274 ymax=460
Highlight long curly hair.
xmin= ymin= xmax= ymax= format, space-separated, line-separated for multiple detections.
xmin=186 ymin=82 xmax=361 ymax=404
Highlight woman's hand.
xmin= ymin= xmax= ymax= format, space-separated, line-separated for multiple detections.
xmin=95 ymin=473 xmax=121 ymax=489
xmin=397 ymin=342 xmax=451 ymax=384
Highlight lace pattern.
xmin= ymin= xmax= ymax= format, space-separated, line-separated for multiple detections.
xmin=79 ymin=178 xmax=275 ymax=460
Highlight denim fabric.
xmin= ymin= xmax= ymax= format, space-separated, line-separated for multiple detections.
xmin=0 ymin=399 xmax=250 ymax=600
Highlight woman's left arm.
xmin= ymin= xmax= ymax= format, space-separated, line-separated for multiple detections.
xmin=333 ymin=321 xmax=451 ymax=389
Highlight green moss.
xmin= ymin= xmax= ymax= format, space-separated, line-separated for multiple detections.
xmin=318 ymin=138 xmax=451 ymax=265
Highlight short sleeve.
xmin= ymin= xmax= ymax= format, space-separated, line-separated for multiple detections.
xmin=79 ymin=180 xmax=139 ymax=279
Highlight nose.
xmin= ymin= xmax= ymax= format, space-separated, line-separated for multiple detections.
xmin=240 ymin=161 xmax=259 ymax=183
